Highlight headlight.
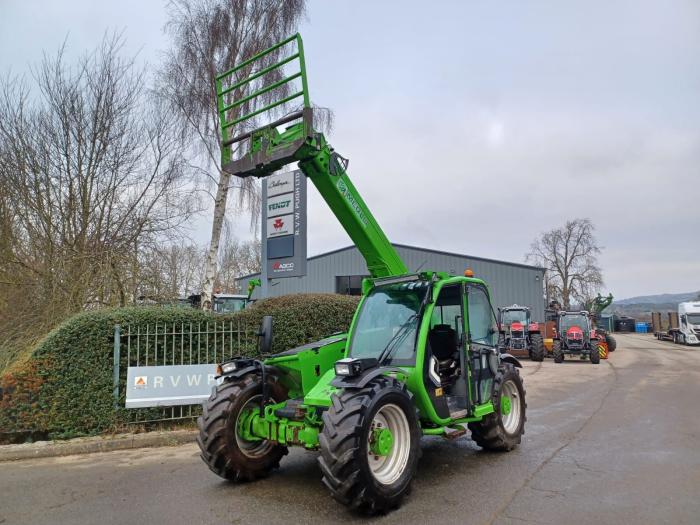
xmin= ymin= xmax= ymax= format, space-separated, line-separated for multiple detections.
xmin=221 ymin=362 xmax=237 ymax=374
xmin=335 ymin=361 xmax=352 ymax=376
xmin=334 ymin=357 xmax=379 ymax=378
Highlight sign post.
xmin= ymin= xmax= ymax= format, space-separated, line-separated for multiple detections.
xmin=260 ymin=170 xmax=307 ymax=297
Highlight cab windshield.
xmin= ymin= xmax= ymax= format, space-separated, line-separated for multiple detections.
xmin=686 ymin=313 xmax=700 ymax=325
xmin=559 ymin=314 xmax=589 ymax=333
xmin=348 ymin=282 xmax=429 ymax=366
xmin=502 ymin=309 xmax=527 ymax=327
xmin=213 ymin=297 xmax=247 ymax=313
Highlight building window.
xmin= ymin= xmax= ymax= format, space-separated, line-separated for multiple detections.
xmin=335 ymin=275 xmax=369 ymax=296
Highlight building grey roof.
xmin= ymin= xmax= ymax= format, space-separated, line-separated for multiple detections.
xmin=237 ymin=243 xmax=545 ymax=281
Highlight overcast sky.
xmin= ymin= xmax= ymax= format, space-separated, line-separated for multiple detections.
xmin=1 ymin=0 xmax=698 ymax=299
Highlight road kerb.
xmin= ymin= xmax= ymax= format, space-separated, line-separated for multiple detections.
xmin=0 ymin=430 xmax=198 ymax=462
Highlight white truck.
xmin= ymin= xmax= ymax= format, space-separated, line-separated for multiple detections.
xmin=653 ymin=302 xmax=700 ymax=345
xmin=676 ymin=302 xmax=700 ymax=345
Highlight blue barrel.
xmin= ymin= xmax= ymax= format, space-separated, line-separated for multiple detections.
xmin=635 ymin=322 xmax=647 ymax=333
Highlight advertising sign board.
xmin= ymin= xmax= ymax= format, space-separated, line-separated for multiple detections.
xmin=261 ymin=170 xmax=307 ymax=281
xmin=125 ymin=364 xmax=218 ymax=408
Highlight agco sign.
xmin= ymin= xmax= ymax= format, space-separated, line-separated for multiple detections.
xmin=272 ymin=261 xmax=295 ymax=272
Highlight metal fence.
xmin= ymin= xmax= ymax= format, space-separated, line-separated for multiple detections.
xmin=113 ymin=320 xmax=252 ymax=424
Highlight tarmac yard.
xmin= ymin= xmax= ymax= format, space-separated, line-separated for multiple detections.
xmin=1 ymin=333 xmax=699 ymax=525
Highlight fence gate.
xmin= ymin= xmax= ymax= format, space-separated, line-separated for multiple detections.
xmin=113 ymin=320 xmax=251 ymax=424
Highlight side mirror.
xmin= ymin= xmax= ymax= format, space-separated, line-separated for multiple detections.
xmin=258 ymin=315 xmax=273 ymax=354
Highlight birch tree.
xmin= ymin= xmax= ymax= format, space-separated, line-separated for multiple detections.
xmin=160 ymin=0 xmax=306 ymax=309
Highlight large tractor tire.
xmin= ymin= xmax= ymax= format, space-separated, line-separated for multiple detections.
xmin=553 ymin=340 xmax=564 ymax=363
xmin=468 ymin=363 xmax=526 ymax=451
xmin=589 ymin=345 xmax=600 ymax=364
xmin=529 ymin=334 xmax=545 ymax=362
xmin=606 ymin=334 xmax=617 ymax=352
xmin=318 ymin=376 xmax=421 ymax=514
xmin=197 ymin=374 xmax=288 ymax=482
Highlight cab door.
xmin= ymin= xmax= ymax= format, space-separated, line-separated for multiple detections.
xmin=465 ymin=284 xmax=499 ymax=405
xmin=423 ymin=284 xmax=468 ymax=418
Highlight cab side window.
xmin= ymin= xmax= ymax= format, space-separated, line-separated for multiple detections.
xmin=431 ymin=285 xmax=464 ymax=342
xmin=467 ymin=285 xmax=496 ymax=346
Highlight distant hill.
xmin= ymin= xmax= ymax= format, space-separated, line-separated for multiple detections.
xmin=610 ymin=291 xmax=700 ymax=321
xmin=615 ymin=291 xmax=700 ymax=306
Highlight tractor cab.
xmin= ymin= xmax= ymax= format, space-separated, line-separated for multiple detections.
xmin=552 ymin=311 xmax=599 ymax=364
xmin=213 ymin=293 xmax=250 ymax=313
xmin=499 ymin=306 xmax=531 ymax=347
xmin=496 ymin=305 xmax=544 ymax=361
xmin=500 ymin=306 xmax=530 ymax=329
xmin=557 ymin=312 xmax=591 ymax=349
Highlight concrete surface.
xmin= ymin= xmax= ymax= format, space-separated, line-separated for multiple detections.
xmin=0 ymin=430 xmax=197 ymax=462
xmin=1 ymin=334 xmax=698 ymax=525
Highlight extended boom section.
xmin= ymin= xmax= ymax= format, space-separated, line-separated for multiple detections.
xmin=216 ymin=34 xmax=407 ymax=278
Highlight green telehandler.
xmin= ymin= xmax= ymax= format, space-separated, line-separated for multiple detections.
xmin=198 ymin=34 xmax=527 ymax=513
xmin=589 ymin=293 xmax=617 ymax=352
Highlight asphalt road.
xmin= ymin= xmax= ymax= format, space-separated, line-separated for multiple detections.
xmin=1 ymin=334 xmax=699 ymax=525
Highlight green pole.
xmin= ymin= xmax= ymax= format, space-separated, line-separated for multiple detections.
xmin=113 ymin=324 xmax=121 ymax=409
xmin=296 ymin=33 xmax=311 ymax=108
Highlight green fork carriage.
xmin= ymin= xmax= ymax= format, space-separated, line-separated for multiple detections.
xmin=198 ymin=34 xmax=527 ymax=514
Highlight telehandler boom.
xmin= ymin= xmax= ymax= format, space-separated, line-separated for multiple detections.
xmin=198 ymin=34 xmax=527 ymax=514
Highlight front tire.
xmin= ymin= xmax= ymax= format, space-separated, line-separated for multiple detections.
xmin=468 ymin=363 xmax=526 ymax=451
xmin=197 ymin=374 xmax=288 ymax=482
xmin=318 ymin=376 xmax=421 ymax=514
xmin=589 ymin=345 xmax=600 ymax=364
xmin=553 ymin=340 xmax=564 ymax=363
xmin=606 ymin=334 xmax=617 ymax=352
xmin=529 ymin=334 xmax=545 ymax=361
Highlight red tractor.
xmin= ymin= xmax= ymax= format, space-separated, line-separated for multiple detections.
xmin=497 ymin=305 xmax=545 ymax=361
xmin=552 ymin=311 xmax=600 ymax=364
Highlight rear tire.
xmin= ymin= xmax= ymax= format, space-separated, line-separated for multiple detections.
xmin=318 ymin=376 xmax=421 ymax=514
xmin=468 ymin=364 xmax=526 ymax=451
xmin=606 ymin=334 xmax=617 ymax=352
xmin=553 ymin=340 xmax=564 ymax=363
xmin=529 ymin=334 xmax=545 ymax=361
xmin=197 ymin=374 xmax=288 ymax=482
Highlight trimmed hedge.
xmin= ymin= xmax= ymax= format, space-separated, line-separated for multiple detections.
xmin=0 ymin=294 xmax=359 ymax=441
xmin=236 ymin=293 xmax=360 ymax=354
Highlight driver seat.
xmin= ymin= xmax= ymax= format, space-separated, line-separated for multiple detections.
xmin=428 ymin=324 xmax=460 ymax=385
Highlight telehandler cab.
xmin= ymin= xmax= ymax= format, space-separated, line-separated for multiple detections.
xmin=197 ymin=34 xmax=527 ymax=513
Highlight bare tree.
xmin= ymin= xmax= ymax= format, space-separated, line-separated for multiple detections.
xmin=527 ymin=218 xmax=604 ymax=309
xmin=0 ymin=34 xmax=195 ymax=364
xmin=135 ymin=243 xmax=206 ymax=301
xmin=215 ymin=228 xmax=261 ymax=292
xmin=160 ymin=0 xmax=306 ymax=309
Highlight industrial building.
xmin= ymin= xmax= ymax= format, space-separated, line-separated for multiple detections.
xmin=238 ymin=243 xmax=546 ymax=321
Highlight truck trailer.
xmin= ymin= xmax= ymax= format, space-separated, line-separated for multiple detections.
xmin=652 ymin=302 xmax=700 ymax=345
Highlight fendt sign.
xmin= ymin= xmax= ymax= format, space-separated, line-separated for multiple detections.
xmin=262 ymin=170 xmax=307 ymax=279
